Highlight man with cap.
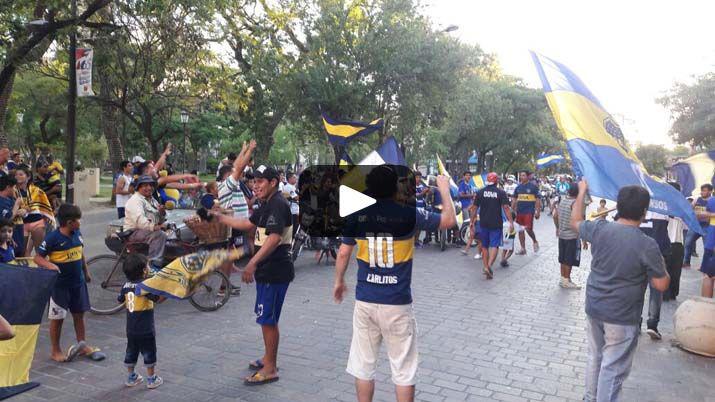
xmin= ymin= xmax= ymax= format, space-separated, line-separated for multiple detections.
xmin=123 ymin=175 xmax=167 ymax=269
xmin=474 ymin=172 xmax=513 ymax=279
xmin=214 ymin=165 xmax=294 ymax=386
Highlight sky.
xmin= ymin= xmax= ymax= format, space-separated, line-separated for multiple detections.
xmin=424 ymin=0 xmax=715 ymax=148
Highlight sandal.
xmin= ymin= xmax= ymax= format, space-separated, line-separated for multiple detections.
xmin=248 ymin=359 xmax=264 ymax=371
xmin=64 ymin=341 xmax=86 ymax=362
xmin=82 ymin=346 xmax=107 ymax=362
xmin=244 ymin=371 xmax=279 ymax=386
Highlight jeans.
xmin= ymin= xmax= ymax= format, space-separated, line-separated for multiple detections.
xmin=584 ymin=316 xmax=640 ymax=402
xmin=646 ymin=284 xmax=662 ymax=329
xmin=683 ymin=229 xmax=703 ymax=265
xmin=124 ymin=334 xmax=157 ymax=367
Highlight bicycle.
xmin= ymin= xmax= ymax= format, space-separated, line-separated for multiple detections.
xmin=87 ymin=224 xmax=234 ymax=315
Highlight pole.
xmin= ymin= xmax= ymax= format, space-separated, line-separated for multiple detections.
xmin=65 ymin=0 xmax=78 ymax=204
xmin=182 ymin=122 xmax=187 ymax=173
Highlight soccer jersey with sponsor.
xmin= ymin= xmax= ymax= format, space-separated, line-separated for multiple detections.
xmin=513 ymin=182 xmax=539 ymax=214
xmin=118 ymin=282 xmax=159 ymax=336
xmin=475 ymin=184 xmax=509 ymax=229
xmin=38 ymin=229 xmax=85 ymax=288
xmin=248 ymin=192 xmax=294 ymax=283
xmin=342 ymin=203 xmax=441 ymax=305
xmin=35 ymin=173 xmax=61 ymax=199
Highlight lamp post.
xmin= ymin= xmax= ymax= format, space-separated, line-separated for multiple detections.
xmin=65 ymin=0 xmax=78 ymax=204
xmin=180 ymin=110 xmax=189 ymax=173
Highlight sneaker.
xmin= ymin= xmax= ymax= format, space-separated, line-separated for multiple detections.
xmin=147 ymin=375 xmax=163 ymax=389
xmin=460 ymin=249 xmax=468 ymax=255
xmin=500 ymin=260 xmax=509 ymax=268
xmin=230 ymin=285 xmax=241 ymax=296
xmin=646 ymin=328 xmax=662 ymax=341
xmin=562 ymin=279 xmax=582 ymax=289
xmin=473 ymin=253 xmax=482 ymax=260
xmin=125 ymin=372 xmax=143 ymax=387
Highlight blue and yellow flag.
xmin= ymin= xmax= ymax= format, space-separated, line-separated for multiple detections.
xmin=138 ymin=248 xmax=244 ymax=299
xmin=671 ymin=151 xmax=715 ymax=198
xmin=0 ymin=264 xmax=57 ymax=398
xmin=531 ymin=52 xmax=703 ymax=234
xmin=322 ymin=113 xmax=384 ymax=146
xmin=338 ymin=151 xmax=354 ymax=167
xmin=470 ymin=173 xmax=490 ymax=190
xmin=536 ymin=153 xmax=565 ymax=170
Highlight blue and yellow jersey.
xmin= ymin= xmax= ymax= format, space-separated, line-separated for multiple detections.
xmin=118 ymin=282 xmax=159 ymax=336
xmin=342 ymin=202 xmax=440 ymax=305
xmin=38 ymin=229 xmax=84 ymax=288
xmin=513 ymin=183 xmax=540 ymax=214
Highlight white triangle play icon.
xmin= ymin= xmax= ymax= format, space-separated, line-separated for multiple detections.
xmin=339 ymin=185 xmax=376 ymax=217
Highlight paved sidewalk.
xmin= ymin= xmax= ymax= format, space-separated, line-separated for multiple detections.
xmin=12 ymin=214 xmax=714 ymax=402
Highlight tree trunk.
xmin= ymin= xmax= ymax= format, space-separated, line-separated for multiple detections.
xmin=0 ymin=71 xmax=16 ymax=148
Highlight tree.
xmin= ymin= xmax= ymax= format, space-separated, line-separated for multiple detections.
xmin=441 ymin=75 xmax=560 ymax=174
xmin=635 ymin=144 xmax=669 ymax=177
xmin=658 ymin=73 xmax=715 ymax=150
xmin=0 ymin=0 xmax=112 ymax=146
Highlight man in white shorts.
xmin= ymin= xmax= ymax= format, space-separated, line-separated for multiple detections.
xmin=334 ymin=167 xmax=456 ymax=402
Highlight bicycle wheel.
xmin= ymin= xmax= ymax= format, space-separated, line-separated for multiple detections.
xmin=440 ymin=229 xmax=447 ymax=251
xmin=189 ymin=271 xmax=231 ymax=312
xmin=460 ymin=224 xmax=471 ymax=246
xmin=87 ymin=254 xmax=126 ymax=315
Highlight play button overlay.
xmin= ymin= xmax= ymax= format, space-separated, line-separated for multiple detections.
xmin=298 ymin=165 xmax=416 ymax=239
xmin=339 ymin=185 xmax=376 ymax=217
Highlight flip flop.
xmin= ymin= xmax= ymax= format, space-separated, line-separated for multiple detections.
xmin=244 ymin=371 xmax=279 ymax=386
xmin=65 ymin=341 xmax=86 ymax=363
xmin=533 ymin=243 xmax=540 ymax=253
xmin=82 ymin=346 xmax=107 ymax=362
xmin=248 ymin=359 xmax=264 ymax=371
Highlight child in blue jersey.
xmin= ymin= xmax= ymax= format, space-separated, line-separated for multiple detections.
xmin=34 ymin=204 xmax=106 ymax=363
xmin=0 ymin=218 xmax=15 ymax=263
xmin=119 ymin=253 xmax=163 ymax=389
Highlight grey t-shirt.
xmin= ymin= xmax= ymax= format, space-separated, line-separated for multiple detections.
xmin=557 ymin=197 xmax=579 ymax=240
xmin=579 ymin=220 xmax=667 ymax=325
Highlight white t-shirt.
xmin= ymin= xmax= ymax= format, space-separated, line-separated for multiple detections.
xmin=282 ymin=183 xmax=299 ymax=215
xmin=115 ymin=173 xmax=133 ymax=208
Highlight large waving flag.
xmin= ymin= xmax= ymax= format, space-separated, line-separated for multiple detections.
xmin=531 ymin=52 xmax=703 ymax=234
xmin=338 ymin=151 xmax=354 ymax=167
xmin=536 ymin=153 xmax=565 ymax=169
xmin=671 ymin=151 xmax=715 ymax=198
xmin=341 ymin=136 xmax=406 ymax=192
xmin=322 ymin=113 xmax=384 ymax=146
xmin=0 ymin=264 xmax=57 ymax=399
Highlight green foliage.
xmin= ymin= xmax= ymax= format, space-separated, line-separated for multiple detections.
xmin=658 ymin=73 xmax=715 ymax=149
xmin=635 ymin=144 xmax=669 ymax=177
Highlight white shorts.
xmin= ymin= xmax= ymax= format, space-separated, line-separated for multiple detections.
xmin=346 ymin=301 xmax=418 ymax=386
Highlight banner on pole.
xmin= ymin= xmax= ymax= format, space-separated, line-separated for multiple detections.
xmin=76 ymin=48 xmax=94 ymax=97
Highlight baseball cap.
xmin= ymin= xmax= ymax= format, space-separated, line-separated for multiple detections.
xmin=132 ymin=155 xmax=145 ymax=163
xmin=487 ymin=172 xmax=499 ymax=184
xmin=254 ymin=165 xmax=279 ymax=181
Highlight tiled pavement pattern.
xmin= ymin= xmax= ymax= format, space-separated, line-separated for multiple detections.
xmin=12 ymin=209 xmax=714 ymax=402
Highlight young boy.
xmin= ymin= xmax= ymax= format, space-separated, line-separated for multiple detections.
xmin=118 ymin=253 xmax=163 ymax=389
xmin=34 ymin=204 xmax=106 ymax=362
xmin=500 ymin=211 xmax=521 ymax=267
xmin=0 ymin=218 xmax=15 ymax=263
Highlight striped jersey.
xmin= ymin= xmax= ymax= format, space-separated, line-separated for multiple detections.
xmin=38 ymin=229 xmax=84 ymax=288
xmin=342 ymin=202 xmax=440 ymax=305
xmin=218 ymin=176 xmax=249 ymax=218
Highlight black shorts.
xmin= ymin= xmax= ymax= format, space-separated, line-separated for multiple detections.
xmin=124 ymin=335 xmax=157 ymax=367
xmin=558 ymin=238 xmax=581 ymax=267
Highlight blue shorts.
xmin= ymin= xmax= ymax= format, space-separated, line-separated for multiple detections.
xmin=49 ymin=283 xmax=90 ymax=320
xmin=479 ymin=226 xmax=503 ymax=249
xmin=255 ymin=282 xmax=290 ymax=326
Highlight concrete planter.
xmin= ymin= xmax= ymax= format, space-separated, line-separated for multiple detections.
xmin=673 ymin=297 xmax=715 ymax=357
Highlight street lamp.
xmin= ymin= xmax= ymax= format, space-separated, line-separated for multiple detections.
xmin=180 ymin=110 xmax=189 ymax=173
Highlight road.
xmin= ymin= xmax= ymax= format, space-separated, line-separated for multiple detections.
xmin=13 ymin=206 xmax=714 ymax=402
